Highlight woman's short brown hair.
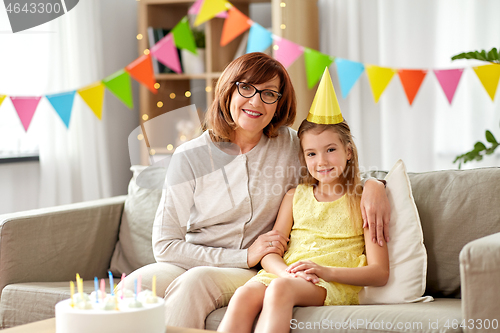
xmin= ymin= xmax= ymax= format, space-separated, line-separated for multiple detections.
xmin=204 ymin=52 xmax=296 ymax=142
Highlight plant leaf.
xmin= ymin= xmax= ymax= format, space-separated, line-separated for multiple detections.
xmin=474 ymin=141 xmax=487 ymax=151
xmin=485 ymin=130 xmax=497 ymax=144
xmin=487 ymin=47 xmax=499 ymax=62
xmin=451 ymin=47 xmax=500 ymax=63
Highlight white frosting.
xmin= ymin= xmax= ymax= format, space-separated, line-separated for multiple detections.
xmin=55 ymin=296 xmax=165 ymax=333
xmin=116 ymin=288 xmax=135 ymax=299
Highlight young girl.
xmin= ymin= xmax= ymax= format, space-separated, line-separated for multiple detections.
xmin=217 ymin=116 xmax=390 ymax=333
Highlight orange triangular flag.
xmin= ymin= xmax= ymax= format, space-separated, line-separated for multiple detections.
xmin=220 ymin=6 xmax=252 ymax=46
xmin=365 ymin=65 xmax=397 ymax=103
xmin=125 ymin=54 xmax=158 ymax=94
xmin=398 ymin=69 xmax=428 ymax=105
xmin=473 ymin=64 xmax=500 ymax=101
xmin=78 ymin=82 xmax=105 ymax=120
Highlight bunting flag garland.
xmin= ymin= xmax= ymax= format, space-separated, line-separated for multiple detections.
xmin=366 ymin=65 xmax=398 ymax=103
xmin=220 ymin=6 xmax=252 ymax=47
xmin=304 ymin=48 xmax=334 ymax=89
xmin=150 ymin=33 xmax=182 ymax=74
xmin=46 ymin=91 xmax=76 ymax=128
xmin=194 ymin=0 xmax=230 ymax=27
xmin=125 ymin=54 xmax=157 ymax=94
xmin=78 ymin=82 xmax=105 ymax=120
xmin=246 ymin=23 xmax=272 ymax=54
xmin=335 ymin=58 xmax=365 ymax=98
xmin=189 ymin=0 xmax=228 ymax=18
xmin=433 ymin=68 xmax=464 ymax=105
xmin=172 ymin=17 xmax=198 ymax=55
xmin=102 ymin=69 xmax=134 ymax=109
xmin=2 ymin=0 xmax=500 ymax=135
xmin=397 ymin=69 xmax=428 ymax=105
xmin=273 ymin=36 xmax=303 ymax=69
xmin=473 ymin=64 xmax=500 ymax=101
xmin=10 ymin=96 xmax=41 ymax=132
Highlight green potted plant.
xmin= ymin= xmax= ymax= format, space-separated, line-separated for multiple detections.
xmin=181 ymin=28 xmax=206 ymax=74
xmin=452 ymin=47 xmax=500 ymax=168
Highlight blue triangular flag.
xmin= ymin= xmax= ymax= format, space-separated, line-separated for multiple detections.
xmin=246 ymin=23 xmax=273 ymax=53
xmin=46 ymin=91 xmax=76 ymax=128
xmin=335 ymin=58 xmax=365 ymax=98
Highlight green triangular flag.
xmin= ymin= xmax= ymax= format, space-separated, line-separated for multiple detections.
xmin=102 ymin=69 xmax=133 ymax=109
xmin=304 ymin=48 xmax=334 ymax=89
xmin=172 ymin=16 xmax=198 ymax=55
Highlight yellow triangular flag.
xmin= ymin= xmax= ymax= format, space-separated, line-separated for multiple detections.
xmin=194 ymin=0 xmax=230 ymax=27
xmin=473 ymin=64 xmax=500 ymax=101
xmin=366 ymin=65 xmax=397 ymax=103
xmin=307 ymin=68 xmax=343 ymax=124
xmin=78 ymin=82 xmax=105 ymax=120
xmin=0 ymin=95 xmax=6 ymax=107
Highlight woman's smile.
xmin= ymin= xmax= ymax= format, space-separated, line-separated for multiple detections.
xmin=242 ymin=109 xmax=263 ymax=118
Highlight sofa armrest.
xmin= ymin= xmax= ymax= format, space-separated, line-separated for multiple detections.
xmin=460 ymin=231 xmax=500 ymax=332
xmin=0 ymin=196 xmax=126 ymax=293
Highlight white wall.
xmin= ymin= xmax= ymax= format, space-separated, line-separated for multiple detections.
xmin=0 ymin=0 xmax=139 ymax=214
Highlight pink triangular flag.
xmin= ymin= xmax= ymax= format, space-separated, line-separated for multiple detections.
xmin=10 ymin=96 xmax=41 ymax=132
xmin=150 ymin=33 xmax=182 ymax=74
xmin=433 ymin=68 xmax=464 ymax=104
xmin=189 ymin=0 xmax=228 ymax=18
xmin=273 ymin=36 xmax=303 ymax=69
xmin=188 ymin=0 xmax=203 ymax=14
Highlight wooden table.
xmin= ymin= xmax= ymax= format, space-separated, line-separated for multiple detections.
xmin=2 ymin=318 xmax=211 ymax=333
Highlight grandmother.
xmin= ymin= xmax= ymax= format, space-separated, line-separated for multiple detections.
xmin=123 ymin=52 xmax=390 ymax=329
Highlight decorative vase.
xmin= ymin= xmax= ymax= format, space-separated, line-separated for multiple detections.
xmin=181 ymin=48 xmax=205 ymax=74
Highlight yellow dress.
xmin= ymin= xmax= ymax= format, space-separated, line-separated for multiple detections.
xmin=247 ymin=184 xmax=367 ymax=306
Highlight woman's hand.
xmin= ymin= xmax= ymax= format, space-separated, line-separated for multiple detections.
xmin=247 ymin=230 xmax=289 ymax=268
xmin=361 ymin=179 xmax=391 ymax=246
xmin=286 ymin=260 xmax=328 ymax=282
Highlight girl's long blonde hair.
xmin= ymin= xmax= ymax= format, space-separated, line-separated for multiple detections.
xmin=297 ymin=119 xmax=363 ymax=228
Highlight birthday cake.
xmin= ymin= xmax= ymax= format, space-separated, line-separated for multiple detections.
xmin=55 ymin=275 xmax=165 ymax=333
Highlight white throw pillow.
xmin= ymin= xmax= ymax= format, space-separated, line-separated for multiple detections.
xmin=358 ymin=159 xmax=434 ymax=304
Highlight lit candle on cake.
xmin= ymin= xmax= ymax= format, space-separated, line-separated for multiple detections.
xmin=121 ymin=273 xmax=125 ymax=300
xmin=134 ymin=279 xmax=138 ymax=301
xmin=76 ymin=274 xmax=83 ymax=298
xmin=70 ymin=281 xmax=75 ymax=308
xmin=94 ymin=277 xmax=99 ymax=303
xmin=108 ymin=271 xmax=114 ymax=296
xmin=100 ymin=278 xmax=106 ymax=301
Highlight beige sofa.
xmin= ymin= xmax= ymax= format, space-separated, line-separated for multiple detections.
xmin=0 ymin=167 xmax=499 ymax=332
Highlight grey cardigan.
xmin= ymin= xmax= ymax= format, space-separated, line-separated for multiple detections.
xmin=152 ymin=127 xmax=302 ymax=270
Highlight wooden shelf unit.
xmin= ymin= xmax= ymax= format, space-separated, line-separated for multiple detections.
xmin=137 ymin=0 xmax=318 ymax=165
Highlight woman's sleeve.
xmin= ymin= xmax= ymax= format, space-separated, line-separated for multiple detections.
xmin=151 ymin=149 xmax=249 ymax=270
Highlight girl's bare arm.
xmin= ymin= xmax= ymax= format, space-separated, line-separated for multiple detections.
xmin=259 ymin=189 xmax=295 ymax=277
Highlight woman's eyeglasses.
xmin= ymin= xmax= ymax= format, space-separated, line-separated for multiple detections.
xmin=235 ymin=82 xmax=282 ymax=104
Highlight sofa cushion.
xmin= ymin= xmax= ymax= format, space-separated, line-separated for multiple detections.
xmin=408 ymin=167 xmax=500 ymax=298
xmin=0 ymin=281 xmax=95 ymax=329
xmin=109 ymin=165 xmax=164 ymax=276
xmin=360 ymin=160 xmax=432 ymax=304
xmin=206 ymin=298 xmax=462 ymax=332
